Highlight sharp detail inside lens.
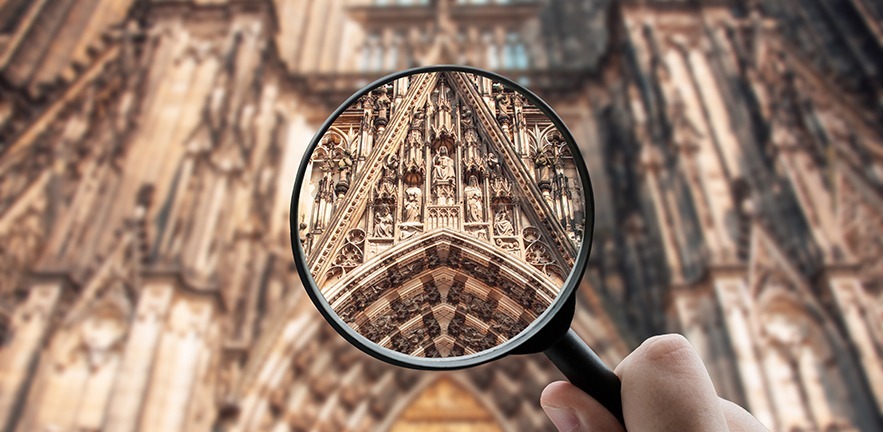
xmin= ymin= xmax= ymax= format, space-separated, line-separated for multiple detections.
xmin=297 ymin=70 xmax=588 ymax=358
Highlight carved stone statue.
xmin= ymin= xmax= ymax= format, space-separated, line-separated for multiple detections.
xmin=383 ymin=153 xmax=398 ymax=177
xmin=465 ymin=176 xmax=483 ymax=222
xmin=406 ymin=130 xmax=424 ymax=166
xmin=463 ymin=129 xmax=482 ymax=169
xmin=494 ymin=208 xmax=515 ymax=236
xmin=412 ymin=108 xmax=425 ymax=129
xmin=374 ymin=87 xmax=392 ymax=126
xmin=487 ymin=151 xmax=500 ymax=178
xmin=337 ymin=148 xmax=354 ymax=185
xmin=432 ymin=146 xmax=455 ymax=183
xmin=403 ymin=187 xmax=422 ymax=222
xmin=534 ymin=146 xmax=555 ymax=184
xmin=373 ymin=208 xmax=393 ymax=238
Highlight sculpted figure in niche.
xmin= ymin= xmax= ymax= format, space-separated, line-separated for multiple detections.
xmin=383 ymin=153 xmax=398 ymax=178
xmin=534 ymin=146 xmax=555 ymax=184
xmin=464 ymin=129 xmax=481 ymax=165
xmin=374 ymin=207 xmax=393 ymax=238
xmin=412 ymin=108 xmax=425 ymax=129
xmin=487 ymin=151 xmax=500 ymax=178
xmin=403 ymin=187 xmax=422 ymax=222
xmin=406 ymin=130 xmax=424 ymax=165
xmin=375 ymin=87 xmax=391 ymax=121
xmin=337 ymin=148 xmax=354 ymax=185
xmin=494 ymin=208 xmax=515 ymax=236
xmin=496 ymin=92 xmax=511 ymax=119
xmin=465 ymin=176 xmax=484 ymax=222
xmin=433 ymin=146 xmax=455 ymax=183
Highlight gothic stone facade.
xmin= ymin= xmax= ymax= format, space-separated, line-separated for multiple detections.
xmin=299 ymin=70 xmax=586 ymax=358
xmin=0 ymin=0 xmax=881 ymax=431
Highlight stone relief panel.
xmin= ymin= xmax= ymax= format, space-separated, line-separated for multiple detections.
xmin=296 ymin=71 xmax=588 ymax=357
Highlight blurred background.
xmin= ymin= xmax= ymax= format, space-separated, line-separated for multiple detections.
xmin=0 ymin=0 xmax=881 ymax=431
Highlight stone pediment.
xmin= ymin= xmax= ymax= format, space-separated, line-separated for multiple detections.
xmin=300 ymin=71 xmax=585 ymax=292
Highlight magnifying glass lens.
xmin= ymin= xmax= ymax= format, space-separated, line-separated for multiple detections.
xmin=295 ymin=69 xmax=587 ymax=359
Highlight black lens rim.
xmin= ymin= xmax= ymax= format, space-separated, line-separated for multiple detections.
xmin=289 ymin=65 xmax=595 ymax=370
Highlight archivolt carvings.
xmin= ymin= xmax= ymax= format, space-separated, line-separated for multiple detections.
xmin=300 ymin=71 xmax=585 ymax=356
xmin=323 ymin=230 xmax=559 ymax=358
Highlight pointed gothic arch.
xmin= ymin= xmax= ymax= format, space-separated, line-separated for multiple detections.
xmin=384 ymin=376 xmax=505 ymax=432
xmin=325 ymin=228 xmax=561 ymax=357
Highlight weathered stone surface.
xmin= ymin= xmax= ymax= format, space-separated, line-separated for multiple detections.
xmin=0 ymin=1 xmax=880 ymax=431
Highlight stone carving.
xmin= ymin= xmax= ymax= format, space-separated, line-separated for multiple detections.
xmin=494 ymin=207 xmax=515 ymax=236
xmin=403 ymin=186 xmax=422 ymax=223
xmin=487 ymin=151 xmax=501 ymax=178
xmin=464 ymin=175 xmax=484 ymax=222
xmin=533 ymin=143 xmax=556 ymax=186
xmin=301 ymin=71 xmax=586 ymax=362
xmin=490 ymin=175 xmax=511 ymax=200
xmin=335 ymin=147 xmax=355 ymax=196
xmin=375 ymin=153 xmax=399 ymax=201
xmin=400 ymin=223 xmax=422 ymax=240
xmin=465 ymin=225 xmax=488 ymax=240
xmin=432 ymin=146 xmax=455 ymax=183
xmin=434 ymin=184 xmax=454 ymax=206
xmin=495 ymin=90 xmax=511 ymax=124
xmin=522 ymin=226 xmax=564 ymax=280
xmin=327 ymin=229 xmax=367 ymax=282
xmin=373 ymin=207 xmax=394 ymax=238
xmin=404 ymin=118 xmax=426 ymax=182
xmin=374 ymin=86 xmax=392 ymax=130
xmin=495 ymin=238 xmax=520 ymax=254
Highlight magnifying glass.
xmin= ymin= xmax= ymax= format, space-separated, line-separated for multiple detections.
xmin=290 ymin=65 xmax=624 ymax=425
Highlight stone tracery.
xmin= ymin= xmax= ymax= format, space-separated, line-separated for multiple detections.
xmin=301 ymin=71 xmax=585 ymax=357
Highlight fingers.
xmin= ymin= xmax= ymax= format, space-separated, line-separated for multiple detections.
xmin=720 ymin=399 xmax=770 ymax=432
xmin=540 ymin=381 xmax=768 ymax=432
xmin=541 ymin=381 xmax=625 ymax=432
xmin=614 ymin=334 xmax=728 ymax=432
xmin=540 ymin=334 xmax=768 ymax=432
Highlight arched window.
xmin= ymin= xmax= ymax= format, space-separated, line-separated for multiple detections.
xmin=483 ymin=32 xmax=499 ymax=69
xmin=504 ymin=31 xmax=528 ymax=69
xmin=388 ymin=32 xmax=405 ymax=70
xmin=360 ymin=34 xmax=384 ymax=72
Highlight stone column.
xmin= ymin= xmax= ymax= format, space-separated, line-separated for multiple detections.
xmin=0 ymin=281 xmax=62 ymax=431
xmin=104 ymin=281 xmax=174 ymax=432
xmin=138 ymin=295 xmax=213 ymax=432
xmin=828 ymin=275 xmax=883 ymax=413
xmin=713 ymin=277 xmax=777 ymax=430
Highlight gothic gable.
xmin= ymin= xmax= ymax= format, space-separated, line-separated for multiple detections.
xmin=747 ymin=223 xmax=813 ymax=301
xmin=301 ymin=71 xmax=585 ymax=291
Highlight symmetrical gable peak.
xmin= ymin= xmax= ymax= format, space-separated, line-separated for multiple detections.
xmin=747 ymin=223 xmax=813 ymax=301
xmin=299 ymin=71 xmax=586 ymax=289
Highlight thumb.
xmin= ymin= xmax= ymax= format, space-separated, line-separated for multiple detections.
xmin=541 ymin=381 xmax=625 ymax=432
xmin=615 ymin=334 xmax=728 ymax=431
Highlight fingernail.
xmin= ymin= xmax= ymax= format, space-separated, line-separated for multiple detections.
xmin=542 ymin=405 xmax=581 ymax=432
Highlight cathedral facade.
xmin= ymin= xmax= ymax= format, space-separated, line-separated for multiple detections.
xmin=0 ymin=0 xmax=881 ymax=431
xmin=297 ymin=70 xmax=588 ymax=359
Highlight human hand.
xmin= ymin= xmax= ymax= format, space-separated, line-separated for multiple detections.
xmin=540 ymin=334 xmax=768 ymax=431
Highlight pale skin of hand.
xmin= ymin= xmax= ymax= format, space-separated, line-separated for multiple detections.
xmin=541 ymin=334 xmax=770 ymax=432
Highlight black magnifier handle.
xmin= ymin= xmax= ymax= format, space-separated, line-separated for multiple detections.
xmin=543 ymin=328 xmax=625 ymax=425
